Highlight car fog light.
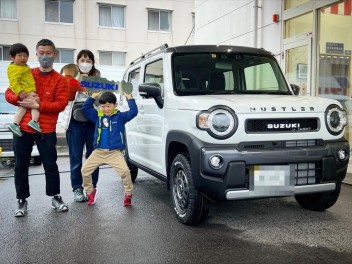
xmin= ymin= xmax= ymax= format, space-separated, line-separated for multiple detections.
xmin=209 ymin=155 xmax=223 ymax=169
xmin=337 ymin=149 xmax=348 ymax=161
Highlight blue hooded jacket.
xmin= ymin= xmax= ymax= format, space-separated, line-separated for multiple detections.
xmin=82 ymin=96 xmax=138 ymax=150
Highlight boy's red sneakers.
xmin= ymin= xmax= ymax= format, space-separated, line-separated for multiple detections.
xmin=87 ymin=188 xmax=98 ymax=205
xmin=123 ymin=194 xmax=132 ymax=206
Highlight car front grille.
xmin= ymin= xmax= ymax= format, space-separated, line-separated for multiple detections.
xmin=294 ymin=162 xmax=322 ymax=186
xmin=246 ymin=118 xmax=319 ymax=133
xmin=239 ymin=139 xmax=322 ymax=150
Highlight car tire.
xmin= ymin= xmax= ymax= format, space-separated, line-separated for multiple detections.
xmin=294 ymin=182 xmax=341 ymax=211
xmin=122 ymin=148 xmax=138 ymax=182
xmin=33 ymin=156 xmax=42 ymax=166
xmin=170 ymin=153 xmax=209 ymax=225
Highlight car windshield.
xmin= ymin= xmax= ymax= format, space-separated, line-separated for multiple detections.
xmin=173 ymin=53 xmax=291 ymax=96
xmin=0 ymin=93 xmax=17 ymax=114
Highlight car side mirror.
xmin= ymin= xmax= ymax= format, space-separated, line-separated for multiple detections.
xmin=290 ymin=84 xmax=300 ymax=96
xmin=138 ymin=83 xmax=164 ymax=108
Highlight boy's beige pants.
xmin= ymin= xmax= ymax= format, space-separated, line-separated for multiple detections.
xmin=81 ymin=149 xmax=133 ymax=195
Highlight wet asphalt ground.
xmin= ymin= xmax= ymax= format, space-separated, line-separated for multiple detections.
xmin=0 ymin=138 xmax=352 ymax=264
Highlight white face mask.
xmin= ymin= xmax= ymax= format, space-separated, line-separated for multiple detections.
xmin=78 ymin=62 xmax=93 ymax=73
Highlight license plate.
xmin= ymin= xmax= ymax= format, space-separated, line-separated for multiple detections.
xmin=253 ymin=165 xmax=290 ymax=187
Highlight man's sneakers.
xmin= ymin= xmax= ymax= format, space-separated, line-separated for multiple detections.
xmin=8 ymin=123 xmax=22 ymax=137
xmin=14 ymin=196 xmax=68 ymax=216
xmin=14 ymin=199 xmax=28 ymax=217
xmin=123 ymin=194 xmax=132 ymax=207
xmin=86 ymin=188 xmax=98 ymax=205
xmin=51 ymin=195 xmax=69 ymax=211
xmin=73 ymin=188 xmax=86 ymax=202
xmin=28 ymin=120 xmax=42 ymax=133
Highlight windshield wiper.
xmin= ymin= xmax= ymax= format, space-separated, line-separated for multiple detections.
xmin=209 ymin=90 xmax=241 ymax=95
xmin=260 ymin=91 xmax=292 ymax=95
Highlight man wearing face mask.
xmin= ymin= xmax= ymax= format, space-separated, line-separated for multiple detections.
xmin=5 ymin=39 xmax=69 ymax=217
xmin=61 ymin=49 xmax=101 ymax=202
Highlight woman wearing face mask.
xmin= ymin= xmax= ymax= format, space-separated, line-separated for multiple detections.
xmin=77 ymin=49 xmax=100 ymax=77
xmin=61 ymin=49 xmax=100 ymax=202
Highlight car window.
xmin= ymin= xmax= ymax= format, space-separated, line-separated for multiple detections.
xmin=0 ymin=93 xmax=17 ymax=114
xmin=173 ymin=53 xmax=290 ymax=96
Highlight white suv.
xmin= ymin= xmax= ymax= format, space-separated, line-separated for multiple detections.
xmin=0 ymin=93 xmax=41 ymax=167
xmin=123 ymin=44 xmax=349 ymax=225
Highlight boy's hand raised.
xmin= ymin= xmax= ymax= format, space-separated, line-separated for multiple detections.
xmin=91 ymin=92 xmax=102 ymax=99
xmin=124 ymin=92 xmax=133 ymax=100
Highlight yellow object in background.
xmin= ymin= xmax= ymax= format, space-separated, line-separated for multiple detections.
xmin=0 ymin=146 xmax=2 ymax=156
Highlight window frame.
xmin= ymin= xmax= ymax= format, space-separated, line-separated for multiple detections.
xmin=99 ymin=51 xmax=126 ymax=66
xmin=0 ymin=0 xmax=17 ymax=20
xmin=0 ymin=45 xmax=11 ymax=61
xmin=144 ymin=59 xmax=164 ymax=96
xmin=54 ymin=48 xmax=75 ymax=63
xmin=147 ymin=9 xmax=172 ymax=32
xmin=45 ymin=0 xmax=74 ymax=24
xmin=98 ymin=4 xmax=125 ymax=29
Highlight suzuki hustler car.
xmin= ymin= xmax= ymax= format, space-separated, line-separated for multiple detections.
xmin=122 ymin=44 xmax=349 ymax=225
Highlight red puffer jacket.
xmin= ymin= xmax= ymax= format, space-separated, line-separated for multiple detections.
xmin=5 ymin=68 xmax=69 ymax=133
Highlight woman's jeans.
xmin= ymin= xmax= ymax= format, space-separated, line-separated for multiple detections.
xmin=66 ymin=119 xmax=99 ymax=191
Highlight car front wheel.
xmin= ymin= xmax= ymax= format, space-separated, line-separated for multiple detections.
xmin=170 ymin=154 xmax=209 ymax=225
xmin=294 ymin=182 xmax=341 ymax=211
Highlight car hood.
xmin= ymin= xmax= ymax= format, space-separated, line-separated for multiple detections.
xmin=167 ymin=94 xmax=343 ymax=114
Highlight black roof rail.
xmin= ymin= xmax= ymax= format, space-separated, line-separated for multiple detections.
xmin=130 ymin=43 xmax=168 ymax=66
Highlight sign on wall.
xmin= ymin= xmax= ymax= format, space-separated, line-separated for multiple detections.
xmin=326 ymin=42 xmax=344 ymax=54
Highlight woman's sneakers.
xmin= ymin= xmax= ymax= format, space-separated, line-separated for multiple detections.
xmin=28 ymin=120 xmax=42 ymax=133
xmin=14 ymin=199 xmax=28 ymax=217
xmin=73 ymin=188 xmax=86 ymax=202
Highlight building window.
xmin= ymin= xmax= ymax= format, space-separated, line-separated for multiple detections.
xmin=54 ymin=49 xmax=74 ymax=63
xmin=99 ymin=51 xmax=126 ymax=66
xmin=99 ymin=4 xmax=125 ymax=28
xmin=0 ymin=0 xmax=17 ymax=19
xmin=148 ymin=10 xmax=171 ymax=32
xmin=45 ymin=0 xmax=73 ymax=23
xmin=0 ymin=45 xmax=11 ymax=61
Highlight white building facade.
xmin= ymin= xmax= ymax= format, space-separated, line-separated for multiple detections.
xmin=0 ymin=0 xmax=195 ymax=91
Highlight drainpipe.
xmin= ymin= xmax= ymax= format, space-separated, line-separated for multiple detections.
xmin=253 ymin=0 xmax=259 ymax=48
xmin=85 ymin=0 xmax=88 ymax=48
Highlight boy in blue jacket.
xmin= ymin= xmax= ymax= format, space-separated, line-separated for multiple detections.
xmin=81 ymin=91 xmax=138 ymax=206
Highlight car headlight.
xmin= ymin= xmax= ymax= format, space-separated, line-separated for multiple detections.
xmin=197 ymin=105 xmax=237 ymax=139
xmin=325 ymin=104 xmax=347 ymax=135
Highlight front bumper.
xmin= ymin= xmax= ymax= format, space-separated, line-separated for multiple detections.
xmin=189 ymin=139 xmax=349 ymax=201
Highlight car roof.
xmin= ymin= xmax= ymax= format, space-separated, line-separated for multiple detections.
xmin=165 ymin=45 xmax=273 ymax=56
xmin=128 ymin=43 xmax=274 ymax=67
